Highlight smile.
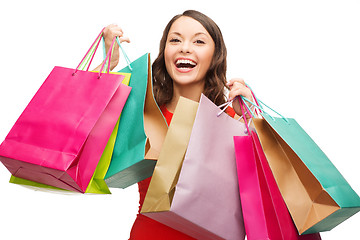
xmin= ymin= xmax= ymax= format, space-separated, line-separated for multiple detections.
xmin=175 ymin=58 xmax=197 ymax=69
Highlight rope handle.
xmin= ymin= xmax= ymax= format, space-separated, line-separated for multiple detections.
xmin=72 ymin=28 xmax=122 ymax=78
xmin=244 ymin=84 xmax=289 ymax=123
xmin=239 ymin=97 xmax=253 ymax=135
xmin=98 ymin=37 xmax=117 ymax=78
xmin=74 ymin=28 xmax=105 ymax=75
xmin=102 ymin=36 xmax=133 ymax=71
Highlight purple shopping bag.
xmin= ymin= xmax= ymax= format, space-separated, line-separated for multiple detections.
xmin=0 ymin=29 xmax=131 ymax=193
xmin=142 ymin=94 xmax=246 ymax=240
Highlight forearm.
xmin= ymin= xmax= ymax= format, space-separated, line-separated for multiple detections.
xmin=92 ymin=60 xmax=118 ymax=72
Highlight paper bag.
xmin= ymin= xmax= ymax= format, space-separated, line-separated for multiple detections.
xmin=0 ymin=30 xmax=131 ymax=193
xmin=142 ymin=95 xmax=246 ymax=240
xmin=104 ymin=53 xmax=168 ymax=188
xmin=253 ymin=113 xmax=360 ymax=234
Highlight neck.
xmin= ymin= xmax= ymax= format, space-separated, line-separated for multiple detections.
xmin=166 ymin=81 xmax=205 ymax=113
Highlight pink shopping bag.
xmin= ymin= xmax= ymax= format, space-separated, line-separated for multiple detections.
xmin=142 ymin=94 xmax=246 ymax=240
xmin=233 ymin=98 xmax=321 ymax=239
xmin=234 ymin=132 xmax=321 ymax=240
xmin=0 ymin=29 xmax=131 ymax=193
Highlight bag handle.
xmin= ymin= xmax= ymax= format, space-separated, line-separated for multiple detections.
xmin=217 ymin=100 xmax=234 ymax=117
xmin=217 ymin=97 xmax=256 ymax=120
xmin=102 ymin=36 xmax=133 ymax=71
xmin=79 ymin=41 xmax=100 ymax=71
xmin=98 ymin=37 xmax=117 ymax=77
xmin=74 ymin=28 xmax=104 ymax=74
xmin=216 ymin=97 xmax=253 ymax=134
xmin=116 ymin=37 xmax=133 ymax=70
xmin=242 ymin=84 xmax=289 ymax=123
xmin=239 ymin=97 xmax=253 ymax=135
xmin=73 ymin=28 xmax=118 ymax=78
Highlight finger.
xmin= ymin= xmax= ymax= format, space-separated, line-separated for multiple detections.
xmin=106 ymin=24 xmax=123 ymax=32
xmin=226 ymin=78 xmax=245 ymax=87
xmin=107 ymin=23 xmax=118 ymax=28
xmin=228 ymin=81 xmax=245 ymax=92
xmin=106 ymin=30 xmax=124 ymax=39
xmin=229 ymin=89 xmax=246 ymax=101
xmin=118 ymin=36 xmax=130 ymax=43
xmin=228 ymin=85 xmax=252 ymax=101
xmin=104 ymin=26 xmax=124 ymax=38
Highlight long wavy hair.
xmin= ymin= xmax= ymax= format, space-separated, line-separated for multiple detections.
xmin=152 ymin=10 xmax=228 ymax=107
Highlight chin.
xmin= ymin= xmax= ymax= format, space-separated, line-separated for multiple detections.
xmin=171 ymin=71 xmax=204 ymax=84
xmin=173 ymin=76 xmax=202 ymax=86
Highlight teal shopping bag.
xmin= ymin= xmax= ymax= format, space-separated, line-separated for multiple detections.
xmin=104 ymin=53 xmax=168 ymax=188
xmin=249 ymin=98 xmax=360 ymax=234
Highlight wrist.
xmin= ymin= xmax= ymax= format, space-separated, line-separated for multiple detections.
xmin=109 ymin=59 xmax=119 ymax=71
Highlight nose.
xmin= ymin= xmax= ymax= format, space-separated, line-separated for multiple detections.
xmin=180 ymin=40 xmax=192 ymax=54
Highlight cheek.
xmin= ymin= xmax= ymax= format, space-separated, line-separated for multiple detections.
xmin=200 ymin=48 xmax=215 ymax=69
xmin=164 ymin=46 xmax=175 ymax=67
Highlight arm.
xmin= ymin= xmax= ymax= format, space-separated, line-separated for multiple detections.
xmin=93 ymin=24 xmax=130 ymax=72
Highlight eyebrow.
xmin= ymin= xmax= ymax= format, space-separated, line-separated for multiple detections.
xmin=169 ymin=32 xmax=209 ymax=37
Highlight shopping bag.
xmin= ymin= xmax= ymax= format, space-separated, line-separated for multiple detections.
xmin=9 ymin=72 xmax=131 ymax=194
xmin=233 ymin=98 xmax=321 ymax=239
xmin=84 ymin=73 xmax=130 ymax=194
xmin=141 ymin=96 xmax=199 ymax=212
xmin=247 ymin=97 xmax=360 ymax=234
xmin=234 ymin=132 xmax=322 ymax=240
xmin=0 ymin=29 xmax=131 ymax=193
xmin=4 ymin=34 xmax=132 ymax=194
xmin=104 ymin=53 xmax=168 ymax=188
xmin=142 ymin=94 xmax=246 ymax=240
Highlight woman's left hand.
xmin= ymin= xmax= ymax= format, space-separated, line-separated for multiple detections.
xmin=226 ymin=78 xmax=253 ymax=117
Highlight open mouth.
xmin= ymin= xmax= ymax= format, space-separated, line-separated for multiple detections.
xmin=175 ymin=59 xmax=197 ymax=69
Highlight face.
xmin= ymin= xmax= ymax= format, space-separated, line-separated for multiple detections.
xmin=164 ymin=16 xmax=215 ymax=87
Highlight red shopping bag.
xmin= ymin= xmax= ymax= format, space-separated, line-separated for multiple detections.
xmin=0 ymin=29 xmax=131 ymax=193
xmin=234 ymin=98 xmax=321 ymax=239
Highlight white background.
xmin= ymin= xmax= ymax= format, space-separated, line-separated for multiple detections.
xmin=0 ymin=0 xmax=359 ymax=239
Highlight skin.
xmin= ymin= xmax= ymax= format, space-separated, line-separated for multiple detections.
xmin=93 ymin=24 xmax=130 ymax=72
xmin=164 ymin=16 xmax=215 ymax=112
xmin=102 ymin=20 xmax=253 ymax=116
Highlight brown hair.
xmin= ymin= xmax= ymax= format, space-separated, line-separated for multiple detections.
xmin=152 ymin=10 xmax=228 ymax=106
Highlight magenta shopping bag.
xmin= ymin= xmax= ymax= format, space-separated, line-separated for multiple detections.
xmin=233 ymin=98 xmax=321 ymax=239
xmin=143 ymin=94 xmax=246 ymax=240
xmin=0 ymin=29 xmax=131 ymax=193
xmin=234 ymin=132 xmax=321 ymax=240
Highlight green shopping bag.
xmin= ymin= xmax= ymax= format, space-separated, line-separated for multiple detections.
xmin=242 ymin=95 xmax=360 ymax=234
xmin=104 ymin=53 xmax=168 ymax=189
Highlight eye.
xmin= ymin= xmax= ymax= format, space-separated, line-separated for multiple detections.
xmin=169 ymin=38 xmax=181 ymax=43
xmin=195 ymin=39 xmax=205 ymax=44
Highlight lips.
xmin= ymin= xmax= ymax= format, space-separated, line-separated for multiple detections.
xmin=175 ymin=58 xmax=197 ymax=70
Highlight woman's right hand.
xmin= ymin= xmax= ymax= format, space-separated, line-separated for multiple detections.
xmin=102 ymin=24 xmax=130 ymax=71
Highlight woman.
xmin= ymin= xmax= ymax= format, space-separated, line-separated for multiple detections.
xmin=102 ymin=10 xmax=253 ymax=239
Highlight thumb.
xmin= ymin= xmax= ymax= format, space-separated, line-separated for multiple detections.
xmin=118 ymin=36 xmax=130 ymax=44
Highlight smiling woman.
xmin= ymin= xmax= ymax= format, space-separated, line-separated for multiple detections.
xmin=109 ymin=9 xmax=252 ymax=240
xmin=163 ymin=16 xmax=216 ymax=112
xmin=151 ymin=10 xmax=238 ymax=112
xmin=0 ymin=1 xmax=360 ymax=240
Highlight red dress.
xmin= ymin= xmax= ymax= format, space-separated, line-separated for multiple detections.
xmin=129 ymin=105 xmax=236 ymax=240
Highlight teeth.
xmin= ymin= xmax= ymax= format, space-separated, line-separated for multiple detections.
xmin=176 ymin=59 xmax=196 ymax=66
